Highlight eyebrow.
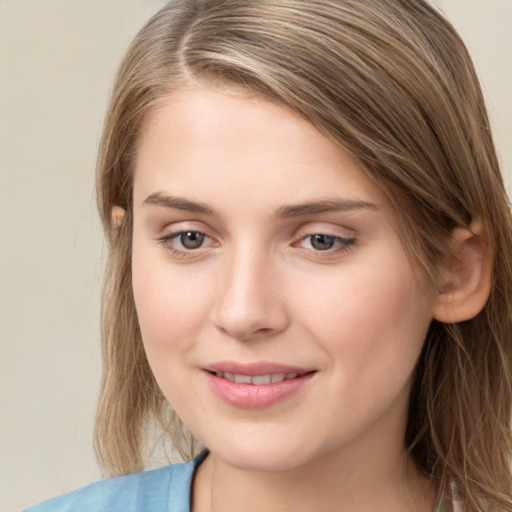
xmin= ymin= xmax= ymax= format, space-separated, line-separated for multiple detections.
xmin=143 ymin=192 xmax=219 ymax=216
xmin=143 ymin=192 xmax=378 ymax=218
xmin=274 ymin=198 xmax=379 ymax=218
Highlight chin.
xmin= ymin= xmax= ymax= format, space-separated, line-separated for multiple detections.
xmin=203 ymin=434 xmax=323 ymax=473
xmin=220 ymin=450 xmax=307 ymax=473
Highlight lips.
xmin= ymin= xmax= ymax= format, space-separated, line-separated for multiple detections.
xmin=203 ymin=362 xmax=316 ymax=409
xmin=213 ymin=371 xmax=302 ymax=385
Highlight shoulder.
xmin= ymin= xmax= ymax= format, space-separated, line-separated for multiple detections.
xmin=23 ymin=456 xmax=203 ymax=512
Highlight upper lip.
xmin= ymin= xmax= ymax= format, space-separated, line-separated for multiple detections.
xmin=203 ymin=361 xmax=315 ymax=376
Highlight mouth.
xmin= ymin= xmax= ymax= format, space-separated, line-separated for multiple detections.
xmin=203 ymin=363 xmax=316 ymax=409
xmin=209 ymin=371 xmax=311 ymax=385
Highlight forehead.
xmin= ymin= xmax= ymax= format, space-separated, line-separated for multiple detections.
xmin=133 ymin=85 xmax=388 ymax=212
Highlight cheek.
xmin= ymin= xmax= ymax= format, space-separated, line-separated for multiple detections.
xmin=293 ymin=261 xmax=433 ymax=441
xmin=297 ymin=257 xmax=432 ymax=378
xmin=131 ymin=247 xmax=211 ymax=359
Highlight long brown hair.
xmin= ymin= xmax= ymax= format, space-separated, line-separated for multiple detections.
xmin=94 ymin=1 xmax=512 ymax=509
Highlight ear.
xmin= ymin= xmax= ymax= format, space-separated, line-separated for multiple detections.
xmin=432 ymin=220 xmax=492 ymax=323
xmin=111 ymin=205 xmax=126 ymax=228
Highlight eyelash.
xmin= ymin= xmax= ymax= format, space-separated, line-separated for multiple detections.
xmin=158 ymin=231 xmax=356 ymax=258
xmin=158 ymin=231 xmax=215 ymax=258
xmin=294 ymin=233 xmax=356 ymax=257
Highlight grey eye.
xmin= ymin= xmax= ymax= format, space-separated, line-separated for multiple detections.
xmin=309 ymin=234 xmax=335 ymax=250
xmin=179 ymin=231 xmax=205 ymax=249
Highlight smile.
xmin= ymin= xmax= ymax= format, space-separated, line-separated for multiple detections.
xmin=213 ymin=372 xmax=302 ymax=385
xmin=204 ymin=365 xmax=316 ymax=409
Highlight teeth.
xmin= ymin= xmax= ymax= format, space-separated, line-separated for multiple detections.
xmin=234 ymin=374 xmax=252 ymax=384
xmin=214 ymin=371 xmax=303 ymax=385
xmin=252 ymin=375 xmax=272 ymax=385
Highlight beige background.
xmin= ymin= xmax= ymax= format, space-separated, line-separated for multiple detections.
xmin=0 ymin=1 xmax=510 ymax=511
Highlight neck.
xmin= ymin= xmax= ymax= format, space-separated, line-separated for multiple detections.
xmin=192 ymin=433 xmax=436 ymax=512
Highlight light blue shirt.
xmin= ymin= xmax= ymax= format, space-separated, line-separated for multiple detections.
xmin=23 ymin=451 xmax=453 ymax=511
xmin=23 ymin=452 xmax=208 ymax=512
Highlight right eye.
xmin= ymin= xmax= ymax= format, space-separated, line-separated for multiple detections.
xmin=159 ymin=230 xmax=213 ymax=255
xmin=174 ymin=231 xmax=206 ymax=249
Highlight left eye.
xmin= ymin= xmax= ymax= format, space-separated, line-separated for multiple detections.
xmin=300 ymin=234 xmax=353 ymax=251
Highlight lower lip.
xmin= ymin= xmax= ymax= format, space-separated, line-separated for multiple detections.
xmin=204 ymin=371 xmax=315 ymax=409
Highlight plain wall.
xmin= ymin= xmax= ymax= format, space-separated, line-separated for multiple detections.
xmin=0 ymin=2 xmax=168 ymax=511
xmin=0 ymin=1 xmax=510 ymax=510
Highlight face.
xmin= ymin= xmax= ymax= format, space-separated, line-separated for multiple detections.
xmin=131 ymin=85 xmax=436 ymax=472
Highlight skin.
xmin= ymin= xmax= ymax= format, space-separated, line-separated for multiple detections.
xmin=131 ymin=85 xmax=440 ymax=511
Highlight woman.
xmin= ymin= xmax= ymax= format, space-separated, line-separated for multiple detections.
xmin=26 ymin=1 xmax=512 ymax=511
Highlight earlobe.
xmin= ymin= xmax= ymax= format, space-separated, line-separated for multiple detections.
xmin=432 ymin=220 xmax=492 ymax=323
xmin=111 ymin=205 xmax=126 ymax=228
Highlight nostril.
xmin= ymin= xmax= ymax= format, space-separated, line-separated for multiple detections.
xmin=255 ymin=327 xmax=273 ymax=334
xmin=215 ymin=324 xmax=277 ymax=342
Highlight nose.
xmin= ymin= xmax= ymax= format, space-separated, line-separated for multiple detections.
xmin=211 ymin=246 xmax=289 ymax=341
